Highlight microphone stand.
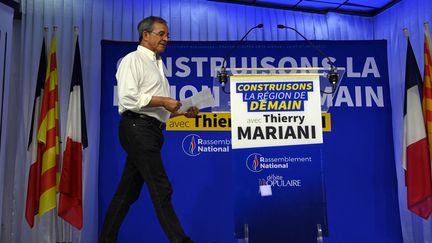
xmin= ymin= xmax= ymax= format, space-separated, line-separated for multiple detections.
xmin=277 ymin=24 xmax=339 ymax=93
xmin=218 ymin=24 xmax=264 ymax=94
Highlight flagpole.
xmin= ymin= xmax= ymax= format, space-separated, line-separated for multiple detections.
xmin=53 ymin=25 xmax=61 ymax=150
xmin=43 ymin=27 xmax=48 ymax=57
xmin=50 ymin=25 xmax=62 ymax=243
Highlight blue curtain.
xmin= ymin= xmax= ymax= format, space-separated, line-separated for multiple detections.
xmin=1 ymin=0 xmax=430 ymax=242
xmin=375 ymin=0 xmax=432 ymax=242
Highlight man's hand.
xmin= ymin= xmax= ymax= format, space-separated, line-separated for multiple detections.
xmin=184 ymin=106 xmax=199 ymax=118
xmin=170 ymin=106 xmax=199 ymax=118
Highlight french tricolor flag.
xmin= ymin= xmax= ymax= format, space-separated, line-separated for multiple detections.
xmin=25 ymin=36 xmax=47 ymax=227
xmin=403 ymin=38 xmax=432 ymax=219
xmin=58 ymin=37 xmax=88 ymax=229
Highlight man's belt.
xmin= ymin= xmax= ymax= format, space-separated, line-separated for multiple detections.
xmin=121 ymin=110 xmax=165 ymax=129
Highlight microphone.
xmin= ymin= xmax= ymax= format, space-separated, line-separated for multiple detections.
xmin=277 ymin=24 xmax=339 ymax=92
xmin=218 ymin=24 xmax=264 ymax=93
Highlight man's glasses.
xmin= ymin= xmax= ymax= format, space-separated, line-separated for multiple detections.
xmin=150 ymin=31 xmax=170 ymax=39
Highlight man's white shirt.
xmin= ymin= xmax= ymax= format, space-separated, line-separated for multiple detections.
xmin=116 ymin=45 xmax=171 ymax=123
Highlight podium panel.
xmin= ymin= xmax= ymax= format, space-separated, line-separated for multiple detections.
xmin=233 ymin=145 xmax=327 ymax=243
xmin=216 ymin=68 xmax=334 ymax=242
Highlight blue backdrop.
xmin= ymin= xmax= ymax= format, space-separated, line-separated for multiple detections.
xmin=99 ymin=40 xmax=402 ymax=243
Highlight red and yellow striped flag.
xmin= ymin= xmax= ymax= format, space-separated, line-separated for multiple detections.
xmin=423 ymin=23 xmax=432 ymax=160
xmin=36 ymin=32 xmax=60 ymax=218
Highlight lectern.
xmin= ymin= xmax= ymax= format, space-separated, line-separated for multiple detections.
xmin=213 ymin=67 xmax=344 ymax=243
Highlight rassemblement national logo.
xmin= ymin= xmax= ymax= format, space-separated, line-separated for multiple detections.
xmin=182 ymin=134 xmax=200 ymax=156
xmin=181 ymin=134 xmax=231 ymax=157
xmin=246 ymin=153 xmax=264 ymax=172
xmin=246 ymin=153 xmax=300 ymax=172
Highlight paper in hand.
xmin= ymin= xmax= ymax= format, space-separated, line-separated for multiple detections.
xmin=178 ymin=88 xmax=216 ymax=112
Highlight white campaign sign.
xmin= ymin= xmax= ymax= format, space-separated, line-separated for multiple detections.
xmin=230 ymin=74 xmax=322 ymax=149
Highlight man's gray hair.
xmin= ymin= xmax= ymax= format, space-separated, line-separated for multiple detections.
xmin=137 ymin=16 xmax=167 ymax=42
